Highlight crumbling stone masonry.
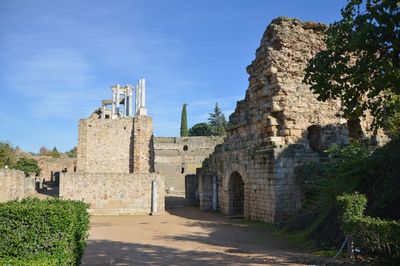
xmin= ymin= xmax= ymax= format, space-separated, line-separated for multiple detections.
xmin=197 ymin=17 xmax=352 ymax=223
xmin=37 ymin=156 xmax=76 ymax=182
xmin=61 ymin=80 xmax=164 ymax=215
xmin=154 ymin=136 xmax=223 ymax=194
xmin=0 ymin=169 xmax=36 ymax=203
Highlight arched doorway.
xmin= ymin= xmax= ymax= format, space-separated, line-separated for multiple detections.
xmin=228 ymin=171 xmax=244 ymax=216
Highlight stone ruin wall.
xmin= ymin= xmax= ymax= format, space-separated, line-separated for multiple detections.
xmin=198 ymin=17 xmax=351 ymax=223
xmin=60 ymin=172 xmax=164 ymax=215
xmin=61 ymin=115 xmax=163 ymax=215
xmin=76 ymin=116 xmax=153 ymax=174
xmin=0 ymin=169 xmax=36 ymax=203
xmin=154 ymin=136 xmax=223 ymax=193
xmin=37 ymin=156 xmax=77 ymax=181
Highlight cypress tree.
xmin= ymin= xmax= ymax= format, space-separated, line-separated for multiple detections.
xmin=180 ymin=103 xmax=189 ymax=137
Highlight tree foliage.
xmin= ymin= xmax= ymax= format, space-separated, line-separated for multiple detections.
xmin=14 ymin=158 xmax=40 ymax=176
xmin=180 ymin=103 xmax=189 ymax=137
xmin=0 ymin=141 xmax=16 ymax=168
xmin=188 ymin=103 xmax=228 ymax=136
xmin=208 ymin=103 xmax=228 ymax=136
xmin=189 ymin=123 xmax=213 ymax=136
xmin=66 ymin=147 xmax=77 ymax=158
xmin=48 ymin=147 xmax=60 ymax=158
xmin=304 ymin=0 xmax=400 ymax=129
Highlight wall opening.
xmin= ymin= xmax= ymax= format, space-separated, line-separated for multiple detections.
xmin=181 ymin=167 xmax=185 ymax=174
xmin=307 ymin=125 xmax=322 ymax=152
xmin=183 ymin=145 xmax=188 ymax=151
xmin=228 ymin=171 xmax=244 ymax=216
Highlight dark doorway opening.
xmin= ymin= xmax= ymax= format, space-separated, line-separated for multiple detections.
xmin=228 ymin=172 xmax=244 ymax=216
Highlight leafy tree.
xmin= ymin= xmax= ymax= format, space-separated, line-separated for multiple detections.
xmin=14 ymin=157 xmax=40 ymax=176
xmin=304 ymin=0 xmax=400 ymax=130
xmin=0 ymin=141 xmax=15 ymax=168
xmin=66 ymin=147 xmax=77 ymax=158
xmin=189 ymin=123 xmax=213 ymax=136
xmin=208 ymin=103 xmax=227 ymax=136
xmin=384 ymin=95 xmax=400 ymax=138
xmin=180 ymin=103 xmax=189 ymax=137
xmin=49 ymin=147 xmax=60 ymax=158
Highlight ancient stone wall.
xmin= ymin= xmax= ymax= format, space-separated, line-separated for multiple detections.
xmin=37 ymin=156 xmax=77 ymax=181
xmin=198 ymin=17 xmax=350 ymax=223
xmin=154 ymin=136 xmax=223 ymax=193
xmin=0 ymin=169 xmax=36 ymax=203
xmin=60 ymin=172 xmax=164 ymax=215
xmin=62 ymin=110 xmax=164 ymax=215
xmin=76 ymin=116 xmax=153 ymax=174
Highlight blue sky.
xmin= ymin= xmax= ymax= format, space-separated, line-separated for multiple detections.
xmin=0 ymin=0 xmax=347 ymax=153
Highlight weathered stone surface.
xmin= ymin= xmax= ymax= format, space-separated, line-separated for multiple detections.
xmin=76 ymin=116 xmax=154 ymax=174
xmin=60 ymin=172 xmax=164 ymax=215
xmin=198 ymin=17 xmax=352 ymax=223
xmin=0 ymin=169 xmax=35 ymax=202
xmin=154 ymin=136 xmax=223 ymax=193
xmin=62 ymin=108 xmax=163 ymax=215
xmin=37 ymin=156 xmax=76 ymax=181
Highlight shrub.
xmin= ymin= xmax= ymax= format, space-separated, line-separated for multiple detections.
xmin=337 ymin=193 xmax=400 ymax=259
xmin=14 ymin=157 xmax=41 ymax=176
xmin=0 ymin=198 xmax=90 ymax=265
xmin=0 ymin=141 xmax=16 ymax=168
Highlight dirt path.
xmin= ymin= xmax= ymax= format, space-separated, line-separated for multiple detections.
xmin=81 ymin=197 xmax=329 ymax=265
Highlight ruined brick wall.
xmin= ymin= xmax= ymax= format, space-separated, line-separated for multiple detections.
xmin=133 ymin=116 xmax=155 ymax=173
xmin=76 ymin=116 xmax=154 ymax=174
xmin=63 ymin=114 xmax=164 ymax=214
xmin=60 ymin=172 xmax=164 ymax=215
xmin=37 ymin=156 xmax=77 ymax=181
xmin=198 ymin=17 xmax=350 ymax=223
xmin=154 ymin=136 xmax=223 ymax=193
xmin=0 ymin=169 xmax=35 ymax=203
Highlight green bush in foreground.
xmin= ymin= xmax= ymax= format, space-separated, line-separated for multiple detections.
xmin=337 ymin=193 xmax=400 ymax=259
xmin=0 ymin=198 xmax=90 ymax=266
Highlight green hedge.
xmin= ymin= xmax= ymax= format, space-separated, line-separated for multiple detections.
xmin=337 ymin=193 xmax=400 ymax=259
xmin=0 ymin=198 xmax=90 ymax=265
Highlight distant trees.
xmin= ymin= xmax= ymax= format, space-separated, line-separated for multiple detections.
xmin=0 ymin=142 xmax=16 ymax=168
xmin=189 ymin=103 xmax=228 ymax=136
xmin=189 ymin=123 xmax=213 ymax=136
xmin=180 ymin=103 xmax=189 ymax=137
xmin=208 ymin=103 xmax=228 ymax=136
xmin=0 ymin=141 xmax=40 ymax=176
xmin=38 ymin=146 xmax=60 ymax=158
xmin=49 ymin=147 xmax=60 ymax=158
xmin=66 ymin=147 xmax=77 ymax=158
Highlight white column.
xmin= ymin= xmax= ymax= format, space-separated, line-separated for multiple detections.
xmin=116 ymin=84 xmax=120 ymax=117
xmin=151 ymin=180 xmax=158 ymax=214
xmin=135 ymin=84 xmax=140 ymax=115
xmin=111 ymin=88 xmax=116 ymax=118
xmin=121 ymin=87 xmax=126 ymax=117
xmin=101 ymin=104 xmax=106 ymax=119
xmin=141 ymin=79 xmax=146 ymax=107
xmin=128 ymin=86 xmax=133 ymax=116
xmin=139 ymin=80 xmax=142 ymax=108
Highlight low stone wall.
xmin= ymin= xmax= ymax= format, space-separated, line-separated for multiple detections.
xmin=37 ymin=156 xmax=77 ymax=181
xmin=154 ymin=136 xmax=223 ymax=193
xmin=0 ymin=169 xmax=36 ymax=203
xmin=60 ymin=172 xmax=165 ymax=215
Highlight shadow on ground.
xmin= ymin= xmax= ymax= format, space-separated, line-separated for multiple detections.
xmin=82 ymin=239 xmax=319 ymax=266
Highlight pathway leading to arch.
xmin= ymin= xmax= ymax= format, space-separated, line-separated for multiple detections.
xmin=81 ymin=196 xmax=329 ymax=265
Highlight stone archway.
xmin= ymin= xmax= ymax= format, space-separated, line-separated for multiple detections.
xmin=228 ymin=171 xmax=244 ymax=216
